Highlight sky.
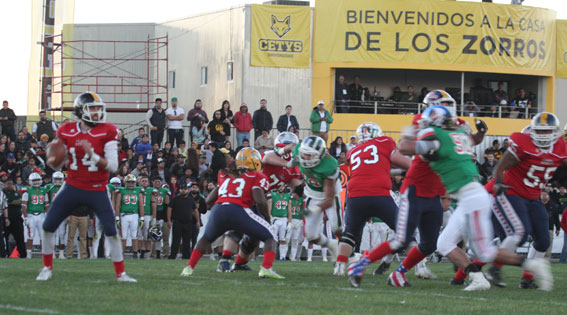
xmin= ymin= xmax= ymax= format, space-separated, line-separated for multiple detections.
xmin=0 ymin=0 xmax=565 ymax=115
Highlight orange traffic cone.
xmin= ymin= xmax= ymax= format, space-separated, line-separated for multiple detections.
xmin=9 ymin=246 xmax=20 ymax=258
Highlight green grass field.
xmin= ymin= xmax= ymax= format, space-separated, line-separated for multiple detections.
xmin=1 ymin=259 xmax=566 ymax=314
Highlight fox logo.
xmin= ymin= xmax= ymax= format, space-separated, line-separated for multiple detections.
xmin=271 ymin=15 xmax=291 ymax=38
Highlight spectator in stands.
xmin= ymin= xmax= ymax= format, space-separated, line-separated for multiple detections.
xmin=235 ymin=138 xmax=250 ymax=154
xmin=190 ymin=116 xmax=207 ymax=148
xmin=463 ymin=101 xmax=481 ymax=117
xmin=135 ymin=134 xmax=152 ymax=156
xmin=329 ymin=136 xmax=347 ymax=160
xmin=233 ymin=103 xmax=253 ymax=147
xmin=15 ymin=132 xmax=30 ymax=155
xmin=130 ymin=128 xmax=145 ymax=151
xmin=0 ymin=101 xmax=16 ymax=141
xmin=388 ymin=86 xmax=403 ymax=102
xmin=66 ymin=205 xmax=91 ymax=259
xmin=186 ymin=148 xmax=200 ymax=177
xmin=201 ymin=139 xmax=213 ymax=166
xmin=276 ymin=105 xmax=299 ymax=133
xmin=218 ymin=100 xmax=233 ymax=141
xmin=494 ymin=81 xmax=509 ymax=106
xmin=1 ymin=153 xmax=20 ymax=181
xmin=335 ymin=75 xmax=350 ymax=113
xmin=165 ymin=147 xmax=179 ymax=169
xmin=209 ymin=143 xmax=226 ymax=180
xmin=481 ymin=153 xmax=496 ymax=182
xmin=32 ymin=110 xmax=58 ymax=141
xmin=545 ymin=183 xmax=559 ymax=205
xmin=118 ymin=129 xmax=129 ymax=151
xmin=169 ymin=176 xmax=179 ymax=197
xmin=21 ymin=154 xmax=39 ymax=185
xmin=471 ymin=153 xmax=484 ymax=182
xmin=310 ymin=100 xmax=333 ymax=142
xmin=511 ymin=88 xmax=531 ymax=118
xmin=179 ymin=167 xmax=197 ymax=187
xmin=146 ymin=98 xmax=167 ymax=147
xmin=541 ymin=191 xmax=561 ymax=259
xmin=169 ymin=154 xmax=186 ymax=180
xmin=208 ymin=110 xmax=229 ymax=148
xmin=187 ymin=99 xmax=209 ymax=128
xmin=499 ymin=139 xmax=509 ymax=156
xmin=401 ymin=85 xmax=418 ymax=103
xmin=255 ymin=129 xmax=274 ymax=154
xmin=392 ymin=174 xmax=403 ymax=193
xmin=418 ymin=87 xmax=429 ymax=103
xmin=166 ymin=97 xmax=185 ymax=148
xmin=252 ymin=99 xmax=273 ymax=140
xmin=21 ymin=126 xmax=33 ymax=144
xmin=557 ymin=186 xmax=567 ymax=210
xmin=150 ymin=158 xmax=169 ymax=183
xmin=348 ymin=75 xmax=364 ymax=111
xmin=346 ymin=135 xmax=357 ymax=151
xmin=470 ymin=78 xmax=495 ymax=107
xmin=338 ymin=151 xmax=346 ymax=164
xmin=224 ymin=141 xmax=235 ymax=158
xmin=484 ymin=139 xmax=502 ymax=160
xmin=198 ymin=154 xmax=208 ymax=178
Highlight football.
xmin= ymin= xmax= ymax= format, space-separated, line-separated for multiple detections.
xmin=46 ymin=138 xmax=67 ymax=169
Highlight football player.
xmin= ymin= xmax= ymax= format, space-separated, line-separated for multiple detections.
xmin=91 ymin=176 xmax=121 ymax=259
xmin=151 ymin=177 xmax=171 ymax=259
xmin=269 ymin=184 xmax=291 ymax=261
xmin=287 ymin=185 xmax=306 ymax=261
xmin=37 ymin=92 xmax=136 ymax=282
xmin=138 ymin=175 xmax=157 ymax=259
xmin=181 ymin=148 xmax=284 ymax=279
xmin=334 ymin=122 xmax=411 ymax=276
xmin=115 ymin=174 xmax=145 ymax=257
xmin=47 ymin=172 xmax=66 ymax=259
xmin=22 ymin=172 xmax=49 ymax=259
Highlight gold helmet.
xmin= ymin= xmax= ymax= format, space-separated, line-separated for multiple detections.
xmin=235 ymin=148 xmax=262 ymax=171
xmin=125 ymin=174 xmax=137 ymax=188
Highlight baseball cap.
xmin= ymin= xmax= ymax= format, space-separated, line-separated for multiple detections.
xmin=157 ymin=158 xmax=164 ymax=163
xmin=7 ymin=153 xmax=15 ymax=159
xmin=240 ymin=102 xmax=247 ymax=108
xmin=181 ymin=182 xmax=190 ymax=189
xmin=350 ymin=135 xmax=356 ymax=139
xmin=317 ymin=100 xmax=325 ymax=105
xmin=220 ymin=148 xmax=230 ymax=154
xmin=0 ymin=171 xmax=7 ymax=177
xmin=171 ymin=97 xmax=178 ymax=102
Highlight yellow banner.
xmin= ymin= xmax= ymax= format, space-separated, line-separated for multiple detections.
xmin=250 ymin=4 xmax=310 ymax=68
xmin=558 ymin=20 xmax=567 ymax=78
xmin=314 ymin=0 xmax=556 ymax=73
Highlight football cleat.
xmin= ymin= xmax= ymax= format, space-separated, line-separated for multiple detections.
xmin=333 ymin=262 xmax=346 ymax=276
xmin=415 ymin=263 xmax=437 ymax=280
xmin=216 ymin=259 xmax=233 ymax=273
xmin=485 ymin=265 xmax=507 ymax=288
xmin=463 ymin=272 xmax=490 ymax=291
xmin=36 ymin=267 xmax=52 ymax=281
xmin=348 ymin=256 xmax=370 ymax=288
xmin=348 ymin=252 xmax=362 ymax=264
xmin=258 ymin=267 xmax=285 ymax=279
xmin=180 ymin=266 xmax=194 ymax=277
xmin=326 ymin=239 xmax=339 ymax=262
xmin=373 ymin=261 xmax=391 ymax=275
xmin=232 ymin=263 xmax=253 ymax=271
xmin=449 ymin=278 xmax=467 ymax=286
xmin=519 ymin=277 xmax=538 ymax=289
xmin=387 ymin=271 xmax=411 ymax=287
xmin=116 ymin=272 xmax=137 ymax=283
xmin=522 ymin=258 xmax=552 ymax=291
xmin=280 ymin=257 xmax=286 ymax=261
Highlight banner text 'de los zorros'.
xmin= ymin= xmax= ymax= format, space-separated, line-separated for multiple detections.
xmin=314 ymin=0 xmax=556 ymax=74
xmin=251 ymin=4 xmax=311 ymax=69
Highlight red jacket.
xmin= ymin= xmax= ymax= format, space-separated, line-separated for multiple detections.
xmin=561 ymin=209 xmax=567 ymax=233
xmin=233 ymin=110 xmax=253 ymax=132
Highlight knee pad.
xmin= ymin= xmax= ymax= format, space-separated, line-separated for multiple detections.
xmin=417 ymin=242 xmax=436 ymax=256
xmin=225 ymin=230 xmax=243 ymax=244
xmin=389 ymin=239 xmax=405 ymax=252
xmin=339 ymin=232 xmax=357 ymax=248
xmin=436 ymin=237 xmax=455 ymax=257
xmin=240 ymin=235 xmax=259 ymax=255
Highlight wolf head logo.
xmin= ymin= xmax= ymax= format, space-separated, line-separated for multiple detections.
xmin=270 ymin=15 xmax=291 ymax=38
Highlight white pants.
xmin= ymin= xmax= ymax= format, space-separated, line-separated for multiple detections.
xmin=138 ymin=215 xmax=152 ymax=240
xmin=120 ymin=213 xmax=139 ymax=240
xmin=287 ymin=218 xmax=304 ymax=242
xmin=437 ymin=183 xmax=497 ymax=263
xmin=272 ymin=217 xmax=288 ymax=242
xmin=304 ymin=196 xmax=342 ymax=242
xmin=56 ymin=220 xmax=68 ymax=245
xmin=28 ymin=213 xmax=45 ymax=242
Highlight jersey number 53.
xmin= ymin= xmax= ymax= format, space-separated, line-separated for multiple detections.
xmin=350 ymin=144 xmax=379 ymax=171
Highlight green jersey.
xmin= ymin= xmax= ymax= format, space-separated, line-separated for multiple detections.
xmin=24 ymin=186 xmax=49 ymax=214
xmin=46 ymin=184 xmax=62 ymax=202
xmin=418 ymin=126 xmax=479 ymax=194
xmin=290 ymin=197 xmax=305 ymax=220
xmin=116 ymin=186 xmax=144 ymax=214
xmin=155 ymin=188 xmax=170 ymax=212
xmin=271 ymin=192 xmax=291 ymax=218
xmin=371 ymin=217 xmax=383 ymax=223
xmin=143 ymin=186 xmax=157 ymax=216
xmin=292 ymin=145 xmax=340 ymax=198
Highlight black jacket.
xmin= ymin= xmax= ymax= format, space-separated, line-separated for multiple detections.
xmin=208 ymin=119 xmax=230 ymax=142
xmin=0 ymin=108 xmax=16 ymax=128
xmin=252 ymin=108 xmax=273 ymax=132
xmin=276 ymin=114 xmax=299 ymax=133
xmin=211 ymin=150 xmax=226 ymax=179
xmin=543 ymin=200 xmax=561 ymax=231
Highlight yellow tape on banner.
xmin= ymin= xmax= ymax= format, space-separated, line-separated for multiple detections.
xmin=251 ymin=4 xmax=311 ymax=68
xmin=557 ymin=20 xmax=567 ymax=78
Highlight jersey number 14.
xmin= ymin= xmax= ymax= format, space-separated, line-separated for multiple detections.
xmin=69 ymin=147 xmax=99 ymax=172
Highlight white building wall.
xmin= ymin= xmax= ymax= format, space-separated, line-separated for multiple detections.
xmin=556 ymin=78 xmax=567 ymax=124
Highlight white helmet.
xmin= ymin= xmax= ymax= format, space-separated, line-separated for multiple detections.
xmin=521 ymin=125 xmax=531 ymax=134
xmin=29 ymin=172 xmax=42 ymax=187
xmin=530 ymin=112 xmax=561 ymax=148
xmin=356 ymin=122 xmax=383 ymax=143
xmin=274 ymin=132 xmax=299 ymax=147
xmin=298 ymin=136 xmax=326 ymax=169
xmin=52 ymin=171 xmax=64 ymax=186
xmin=110 ymin=177 xmax=122 ymax=187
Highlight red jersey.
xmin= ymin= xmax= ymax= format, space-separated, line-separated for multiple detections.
xmin=346 ymin=136 xmax=396 ymax=198
xmin=216 ymin=170 xmax=270 ymax=208
xmin=262 ymin=150 xmax=301 ymax=190
xmin=400 ymin=114 xmax=446 ymax=198
xmin=504 ymin=132 xmax=567 ymax=200
xmin=57 ymin=122 xmax=119 ymax=191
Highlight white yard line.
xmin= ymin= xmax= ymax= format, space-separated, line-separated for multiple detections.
xmin=0 ymin=304 xmax=60 ymax=314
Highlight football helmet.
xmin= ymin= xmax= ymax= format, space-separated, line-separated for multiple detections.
xmin=274 ymin=132 xmax=299 ymax=148
xmin=530 ymin=112 xmax=561 ymax=148
xmin=235 ymin=148 xmax=262 ymax=171
xmin=73 ymin=92 xmax=106 ymax=125
xmin=110 ymin=177 xmax=122 ymax=187
xmin=52 ymin=171 xmax=64 ymax=186
xmin=419 ymin=105 xmax=454 ymax=129
xmin=29 ymin=172 xmax=42 ymax=187
xmin=423 ymin=90 xmax=456 ymax=107
xmin=356 ymin=122 xmax=383 ymax=143
xmin=298 ymin=136 xmax=326 ymax=169
xmin=149 ymin=225 xmax=163 ymax=241
xmin=125 ymin=174 xmax=137 ymax=189
xmin=521 ymin=125 xmax=531 ymax=134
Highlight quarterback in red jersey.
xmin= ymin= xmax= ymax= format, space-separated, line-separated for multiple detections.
xmin=182 ymin=148 xmax=284 ymax=279
xmin=37 ymin=92 xmax=136 ymax=282
xmin=333 ymin=122 xmax=411 ymax=276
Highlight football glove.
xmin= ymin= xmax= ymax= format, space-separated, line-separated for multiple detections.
xmin=475 ymin=119 xmax=488 ymax=134
xmin=115 ymin=216 xmax=121 ymax=229
xmin=139 ymin=218 xmax=144 ymax=229
xmin=493 ymin=182 xmax=510 ymax=196
xmin=401 ymin=125 xmax=417 ymax=140
xmin=275 ymin=146 xmax=286 ymax=156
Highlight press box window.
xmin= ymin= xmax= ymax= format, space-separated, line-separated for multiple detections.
xmin=168 ymin=71 xmax=175 ymax=89
xmin=227 ymin=62 xmax=233 ymax=81
xmin=201 ymin=66 xmax=208 ymax=86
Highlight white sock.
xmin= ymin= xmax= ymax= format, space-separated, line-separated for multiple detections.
xmin=104 ymin=237 xmax=111 ymax=258
xmin=290 ymin=242 xmax=298 ymax=260
xmin=89 ymin=246 xmax=94 ymax=258
xmin=59 ymin=249 xmax=65 ymax=258
xmin=308 ymin=248 xmax=313 ymax=260
xmin=41 ymin=231 xmax=55 ymax=255
xmin=279 ymin=244 xmax=288 ymax=259
xmin=27 ymin=249 xmax=32 ymax=258
xmin=107 ymin=234 xmax=124 ymax=262
xmin=321 ymin=248 xmax=328 ymax=260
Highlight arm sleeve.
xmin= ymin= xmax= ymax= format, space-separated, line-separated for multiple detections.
xmin=104 ymin=141 xmax=119 ymax=173
xmin=22 ymin=192 xmax=29 ymax=202
xmin=146 ymin=110 xmax=153 ymax=128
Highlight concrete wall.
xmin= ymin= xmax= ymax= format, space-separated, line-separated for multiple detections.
xmin=556 ymin=78 xmax=567 ymax=125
